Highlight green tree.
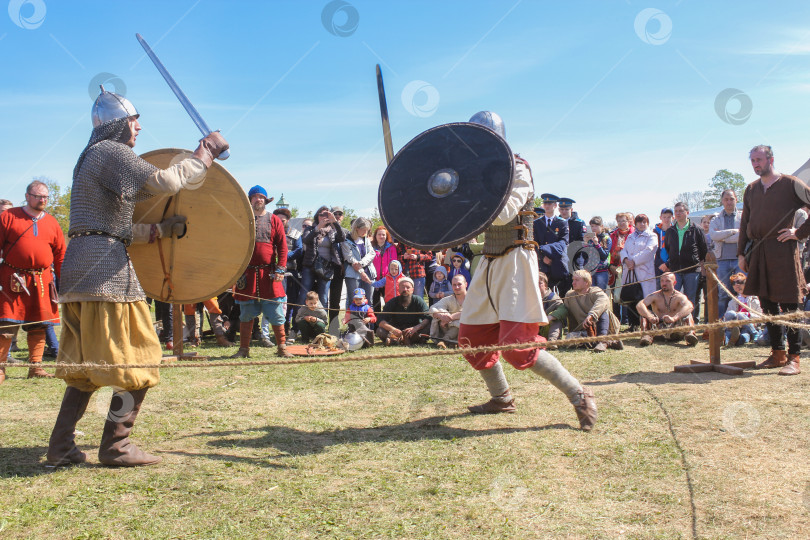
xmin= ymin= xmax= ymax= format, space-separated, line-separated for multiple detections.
xmin=703 ymin=169 xmax=746 ymax=208
xmin=369 ymin=207 xmax=383 ymax=233
xmin=38 ymin=177 xmax=70 ymax=236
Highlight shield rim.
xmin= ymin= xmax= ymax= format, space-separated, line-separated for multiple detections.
xmin=567 ymin=241 xmax=601 ymax=274
xmin=129 ymin=148 xmax=255 ymax=304
xmin=378 ymin=122 xmax=515 ymax=251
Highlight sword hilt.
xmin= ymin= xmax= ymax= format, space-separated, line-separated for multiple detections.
xmin=218 ymin=149 xmax=230 ymax=160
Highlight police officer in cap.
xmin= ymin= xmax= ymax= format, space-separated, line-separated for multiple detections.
xmin=533 ymin=193 xmax=570 ymax=295
xmin=559 ymin=198 xmax=587 ymax=242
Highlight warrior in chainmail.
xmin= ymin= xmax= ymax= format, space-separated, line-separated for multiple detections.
xmin=457 ymin=111 xmax=598 ymax=432
xmin=46 ymin=87 xmax=229 ymax=467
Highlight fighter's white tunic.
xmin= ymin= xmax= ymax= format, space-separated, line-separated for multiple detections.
xmin=460 ymin=161 xmax=547 ymax=325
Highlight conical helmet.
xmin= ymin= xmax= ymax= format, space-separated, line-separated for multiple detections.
xmin=91 ymin=85 xmax=138 ymax=127
xmin=469 ymin=111 xmax=505 ymax=140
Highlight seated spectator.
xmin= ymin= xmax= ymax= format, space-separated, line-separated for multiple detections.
xmin=295 ymin=291 xmax=328 ymax=344
xmin=428 ymin=275 xmax=466 ymax=348
xmin=563 ymin=270 xmax=623 ymax=352
xmin=723 ymin=272 xmax=761 ymax=346
xmin=372 ymin=260 xmax=405 ymax=303
xmin=636 ymin=272 xmax=698 ymax=347
xmin=376 ymin=277 xmax=429 ymax=346
xmin=447 ymin=253 xmax=472 ymax=286
xmin=428 ymin=266 xmax=452 ymax=305
xmin=538 ymin=271 xmax=566 ymax=346
xmin=344 ymin=288 xmax=376 ymax=348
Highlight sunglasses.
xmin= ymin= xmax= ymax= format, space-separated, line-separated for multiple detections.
xmin=731 ymin=280 xmax=746 ymax=285
xmin=452 ymin=259 xmax=462 ymax=263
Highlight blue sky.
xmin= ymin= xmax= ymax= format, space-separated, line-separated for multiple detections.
xmin=3 ymin=0 xmax=810 ymax=224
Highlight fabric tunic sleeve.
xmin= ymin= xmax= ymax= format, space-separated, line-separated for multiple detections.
xmin=492 ymin=161 xmax=530 ymax=226
xmin=143 ymin=157 xmax=207 ymax=195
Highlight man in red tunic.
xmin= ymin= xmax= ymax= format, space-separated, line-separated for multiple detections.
xmin=232 ymin=185 xmax=291 ymax=358
xmin=0 ymin=180 xmax=66 ymax=383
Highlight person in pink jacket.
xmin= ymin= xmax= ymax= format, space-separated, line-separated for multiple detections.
xmin=371 ymin=225 xmax=398 ymax=311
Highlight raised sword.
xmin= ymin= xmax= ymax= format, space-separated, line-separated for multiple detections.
xmin=135 ymin=33 xmax=230 ymax=160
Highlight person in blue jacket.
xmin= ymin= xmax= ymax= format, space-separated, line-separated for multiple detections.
xmin=533 ymin=193 xmax=570 ymax=296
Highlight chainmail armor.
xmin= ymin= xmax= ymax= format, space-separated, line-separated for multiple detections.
xmin=60 ymin=118 xmax=160 ymax=303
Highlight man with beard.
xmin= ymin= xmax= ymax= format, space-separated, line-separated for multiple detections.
xmin=232 ymin=185 xmax=291 ymax=358
xmin=739 ymin=145 xmax=810 ymax=375
xmin=458 ymin=111 xmax=596 ymax=432
xmin=428 ymin=274 xmax=467 ymax=348
xmin=376 ymin=277 xmax=429 ymax=345
xmin=636 ymin=272 xmax=698 ymax=347
xmin=46 ymin=87 xmax=229 ymax=467
xmin=0 ymin=180 xmax=66 ymax=383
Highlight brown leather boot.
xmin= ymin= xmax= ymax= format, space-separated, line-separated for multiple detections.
xmin=230 ymin=321 xmax=253 ymax=358
xmin=27 ymin=328 xmax=53 ymax=379
xmin=756 ymin=349 xmax=788 ymax=369
xmin=98 ymin=388 xmax=162 ymax=467
xmin=212 ymin=315 xmax=234 ymax=347
xmin=778 ymin=354 xmax=801 ymax=376
xmin=46 ymin=386 xmax=94 ymax=466
xmin=573 ymin=386 xmax=597 ymax=432
xmin=272 ymin=325 xmax=294 ymax=358
xmin=468 ymin=391 xmax=516 ymax=414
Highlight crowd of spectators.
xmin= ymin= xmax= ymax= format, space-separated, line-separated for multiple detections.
xmin=6 ymin=180 xmax=810 ymax=370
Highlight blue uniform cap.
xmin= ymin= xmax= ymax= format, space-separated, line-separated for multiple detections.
xmin=540 ymin=193 xmax=559 ymax=204
xmin=558 ymin=197 xmax=575 ymax=208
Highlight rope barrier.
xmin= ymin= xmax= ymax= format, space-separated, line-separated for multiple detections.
xmin=707 ymin=268 xmax=810 ymax=331
xmin=3 ymin=311 xmax=805 ymax=371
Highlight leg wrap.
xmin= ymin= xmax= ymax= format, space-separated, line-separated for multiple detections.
xmin=528 ymin=350 xmax=583 ymax=404
xmin=478 ymin=361 xmax=510 ymax=402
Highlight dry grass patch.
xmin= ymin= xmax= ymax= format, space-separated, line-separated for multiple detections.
xmin=1 ymin=339 xmax=809 ymax=538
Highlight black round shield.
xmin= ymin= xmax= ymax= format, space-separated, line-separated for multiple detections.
xmin=378 ymin=122 xmax=515 ymax=251
xmin=567 ymin=241 xmax=601 ymax=274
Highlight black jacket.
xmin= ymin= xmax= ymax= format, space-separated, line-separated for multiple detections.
xmin=663 ymin=222 xmax=707 ymax=272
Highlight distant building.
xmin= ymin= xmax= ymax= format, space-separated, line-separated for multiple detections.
xmin=275 ymin=193 xmax=289 ymax=209
xmin=688 ymin=202 xmax=743 ymax=226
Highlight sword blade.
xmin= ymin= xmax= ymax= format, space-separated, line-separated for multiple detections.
xmin=135 ymin=33 xmax=229 ymax=159
xmin=376 ymin=64 xmax=394 ymax=165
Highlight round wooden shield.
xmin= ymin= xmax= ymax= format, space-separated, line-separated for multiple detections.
xmin=378 ymin=122 xmax=515 ymax=251
xmin=128 ymin=148 xmax=255 ymax=303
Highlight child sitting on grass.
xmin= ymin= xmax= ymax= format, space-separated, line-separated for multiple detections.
xmin=295 ymin=291 xmax=328 ymax=344
xmin=723 ymin=272 xmax=761 ymax=346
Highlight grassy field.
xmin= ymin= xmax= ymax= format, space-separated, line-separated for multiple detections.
xmin=1 ymin=337 xmax=809 ymax=539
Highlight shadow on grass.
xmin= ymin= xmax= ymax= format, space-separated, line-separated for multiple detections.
xmin=584 ymin=369 xmax=762 ymax=386
xmin=0 ymin=446 xmax=50 ymax=478
xmin=178 ymin=414 xmax=576 ymax=461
